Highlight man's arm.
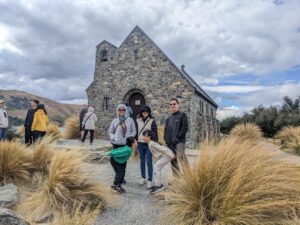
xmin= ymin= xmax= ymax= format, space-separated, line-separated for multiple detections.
xmin=177 ymin=113 xmax=188 ymax=141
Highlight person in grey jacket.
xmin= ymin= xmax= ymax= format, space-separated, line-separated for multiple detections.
xmin=108 ymin=104 xmax=137 ymax=149
xmin=81 ymin=106 xmax=97 ymax=144
xmin=0 ymin=99 xmax=8 ymax=141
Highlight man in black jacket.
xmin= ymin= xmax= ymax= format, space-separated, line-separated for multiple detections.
xmin=164 ymin=98 xmax=189 ymax=176
xmin=79 ymin=104 xmax=88 ymax=139
xmin=24 ymin=99 xmax=39 ymax=145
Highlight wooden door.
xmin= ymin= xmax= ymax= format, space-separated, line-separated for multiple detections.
xmin=128 ymin=93 xmax=145 ymax=120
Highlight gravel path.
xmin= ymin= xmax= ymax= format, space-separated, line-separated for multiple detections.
xmin=94 ymin=159 xmax=172 ymax=225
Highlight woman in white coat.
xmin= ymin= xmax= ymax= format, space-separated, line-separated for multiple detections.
xmin=81 ymin=106 xmax=97 ymax=144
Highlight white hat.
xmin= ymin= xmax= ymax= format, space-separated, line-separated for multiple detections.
xmin=0 ymin=99 xmax=4 ymax=104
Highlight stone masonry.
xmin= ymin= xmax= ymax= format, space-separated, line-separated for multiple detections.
xmin=86 ymin=26 xmax=219 ymax=147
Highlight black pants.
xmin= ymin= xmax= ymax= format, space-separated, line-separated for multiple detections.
xmin=82 ymin=129 xmax=94 ymax=144
xmin=110 ymin=157 xmax=127 ymax=186
xmin=25 ymin=126 xmax=33 ymax=145
xmin=33 ymin=131 xmax=46 ymax=143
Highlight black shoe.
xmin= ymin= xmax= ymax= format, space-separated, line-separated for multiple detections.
xmin=119 ymin=186 xmax=126 ymax=193
xmin=122 ymin=179 xmax=127 ymax=184
xmin=111 ymin=185 xmax=123 ymax=194
xmin=150 ymin=184 xmax=164 ymax=194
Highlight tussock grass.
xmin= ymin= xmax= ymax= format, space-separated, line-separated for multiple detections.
xmin=29 ymin=137 xmax=56 ymax=174
xmin=276 ymin=126 xmax=300 ymax=154
xmin=230 ymin=123 xmax=263 ymax=141
xmin=46 ymin=123 xmax=61 ymax=140
xmin=18 ymin=148 xmax=113 ymax=222
xmin=0 ymin=141 xmax=31 ymax=185
xmin=17 ymin=126 xmax=25 ymax=136
xmin=158 ymin=125 xmax=165 ymax=145
xmin=162 ymin=137 xmax=300 ymax=225
xmin=63 ymin=116 xmax=81 ymax=139
xmin=51 ymin=202 xmax=101 ymax=225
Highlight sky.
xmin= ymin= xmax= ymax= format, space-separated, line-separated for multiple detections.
xmin=0 ymin=0 xmax=299 ymax=120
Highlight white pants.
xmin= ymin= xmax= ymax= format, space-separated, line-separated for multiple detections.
xmin=154 ymin=155 xmax=172 ymax=186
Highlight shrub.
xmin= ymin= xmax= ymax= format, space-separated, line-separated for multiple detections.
xmin=0 ymin=141 xmax=31 ymax=185
xmin=63 ymin=116 xmax=81 ymax=139
xmin=229 ymin=123 xmax=262 ymax=141
xmin=276 ymin=126 xmax=300 ymax=154
xmin=162 ymin=137 xmax=300 ymax=225
xmin=29 ymin=137 xmax=56 ymax=174
xmin=46 ymin=123 xmax=61 ymax=140
xmin=157 ymin=125 xmax=165 ymax=145
xmin=17 ymin=148 xmax=112 ymax=222
xmin=50 ymin=202 xmax=101 ymax=225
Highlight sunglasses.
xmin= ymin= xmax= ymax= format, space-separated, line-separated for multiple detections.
xmin=169 ymin=103 xmax=177 ymax=106
xmin=141 ymin=110 xmax=149 ymax=113
xmin=118 ymin=109 xmax=126 ymax=112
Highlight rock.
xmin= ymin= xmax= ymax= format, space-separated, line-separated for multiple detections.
xmin=0 ymin=207 xmax=29 ymax=225
xmin=88 ymin=151 xmax=109 ymax=163
xmin=0 ymin=184 xmax=18 ymax=208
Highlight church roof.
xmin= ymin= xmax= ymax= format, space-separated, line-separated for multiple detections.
xmin=129 ymin=26 xmax=218 ymax=108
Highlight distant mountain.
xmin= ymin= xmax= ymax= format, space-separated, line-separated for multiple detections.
xmin=0 ymin=90 xmax=82 ymax=126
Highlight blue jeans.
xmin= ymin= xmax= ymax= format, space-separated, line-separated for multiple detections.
xmin=0 ymin=128 xmax=7 ymax=141
xmin=138 ymin=143 xmax=153 ymax=181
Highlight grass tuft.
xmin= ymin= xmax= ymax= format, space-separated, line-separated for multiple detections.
xmin=276 ymin=126 xmax=300 ymax=154
xmin=50 ymin=202 xmax=101 ymax=225
xmin=230 ymin=123 xmax=263 ymax=141
xmin=63 ymin=116 xmax=81 ymax=139
xmin=18 ymin=148 xmax=113 ymax=222
xmin=46 ymin=123 xmax=61 ymax=140
xmin=0 ymin=140 xmax=31 ymax=185
xmin=162 ymin=137 xmax=300 ymax=225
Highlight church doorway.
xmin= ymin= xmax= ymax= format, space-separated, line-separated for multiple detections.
xmin=128 ymin=92 xmax=145 ymax=120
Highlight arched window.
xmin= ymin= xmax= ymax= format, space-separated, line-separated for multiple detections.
xmin=100 ymin=50 xmax=108 ymax=62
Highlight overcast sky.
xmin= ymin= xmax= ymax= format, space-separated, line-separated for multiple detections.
xmin=0 ymin=0 xmax=300 ymax=120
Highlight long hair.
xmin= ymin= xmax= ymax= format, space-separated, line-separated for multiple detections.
xmin=37 ymin=104 xmax=47 ymax=115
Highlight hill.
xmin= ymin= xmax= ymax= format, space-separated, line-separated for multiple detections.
xmin=0 ymin=90 xmax=82 ymax=126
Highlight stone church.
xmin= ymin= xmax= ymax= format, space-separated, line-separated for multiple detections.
xmin=86 ymin=26 xmax=219 ymax=147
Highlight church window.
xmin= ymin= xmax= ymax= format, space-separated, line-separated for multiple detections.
xmin=134 ymin=48 xmax=138 ymax=59
xmin=100 ymin=50 xmax=108 ymax=62
xmin=206 ymin=103 xmax=209 ymax=115
xmin=103 ymin=96 xmax=109 ymax=110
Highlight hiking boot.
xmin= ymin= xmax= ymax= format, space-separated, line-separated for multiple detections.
xmin=147 ymin=181 xmax=153 ymax=189
xmin=150 ymin=184 xmax=164 ymax=194
xmin=122 ymin=179 xmax=127 ymax=184
xmin=139 ymin=178 xmax=146 ymax=186
xmin=111 ymin=185 xmax=123 ymax=194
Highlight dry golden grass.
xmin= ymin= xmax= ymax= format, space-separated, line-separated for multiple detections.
xmin=18 ymin=148 xmax=113 ymax=222
xmin=46 ymin=123 xmax=61 ymax=140
xmin=158 ymin=125 xmax=165 ymax=145
xmin=162 ymin=137 xmax=300 ymax=225
xmin=50 ymin=202 xmax=101 ymax=225
xmin=276 ymin=126 xmax=300 ymax=154
xmin=63 ymin=116 xmax=81 ymax=139
xmin=29 ymin=137 xmax=56 ymax=174
xmin=17 ymin=126 xmax=25 ymax=136
xmin=230 ymin=123 xmax=263 ymax=141
xmin=0 ymin=141 xmax=31 ymax=185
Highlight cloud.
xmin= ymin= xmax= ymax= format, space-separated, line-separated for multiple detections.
xmin=0 ymin=0 xmax=299 ymax=104
xmin=203 ymin=85 xmax=265 ymax=93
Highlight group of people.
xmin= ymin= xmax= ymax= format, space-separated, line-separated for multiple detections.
xmin=24 ymin=99 xmax=49 ymax=145
xmin=106 ymin=97 xmax=189 ymax=194
xmin=0 ymin=98 xmax=49 ymax=144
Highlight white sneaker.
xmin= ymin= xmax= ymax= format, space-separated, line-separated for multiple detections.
xmin=147 ymin=181 xmax=153 ymax=189
xmin=139 ymin=178 xmax=146 ymax=186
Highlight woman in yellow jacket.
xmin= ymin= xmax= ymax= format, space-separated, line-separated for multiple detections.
xmin=31 ymin=104 xmax=49 ymax=142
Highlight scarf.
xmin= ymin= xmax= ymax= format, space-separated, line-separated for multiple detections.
xmin=119 ymin=115 xmax=127 ymax=137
